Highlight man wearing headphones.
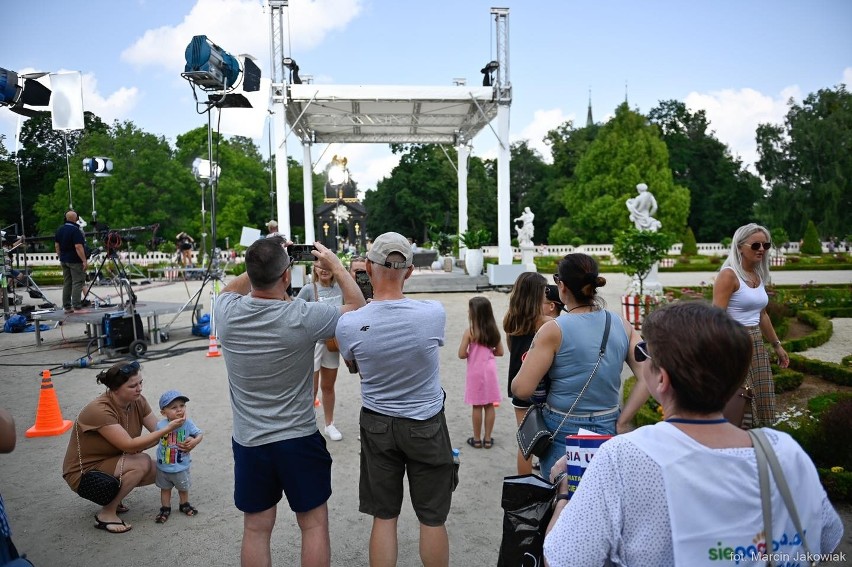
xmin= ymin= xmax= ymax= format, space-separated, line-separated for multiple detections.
xmin=54 ymin=210 xmax=88 ymax=314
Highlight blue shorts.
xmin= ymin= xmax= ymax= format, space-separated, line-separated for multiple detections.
xmin=232 ymin=431 xmax=332 ymax=514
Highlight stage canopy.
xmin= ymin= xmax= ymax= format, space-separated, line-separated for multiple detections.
xmin=284 ymin=84 xmax=499 ymax=144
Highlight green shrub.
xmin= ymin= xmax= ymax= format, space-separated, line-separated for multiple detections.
xmin=721 ymin=237 xmax=732 ymax=248
xmin=772 ymin=366 xmax=804 ymax=392
xmin=569 ymin=236 xmax=583 ymax=248
xmin=788 ymin=354 xmax=852 ymax=387
xmin=808 ymin=392 xmax=852 ymax=416
xmin=133 ymin=244 xmax=148 ymax=256
xmin=818 ymin=469 xmax=852 ymax=502
xmin=771 ymin=227 xmax=789 ymax=251
xmin=681 ymin=226 xmax=698 ymax=256
xmin=811 ymin=399 xmax=852 ymax=470
xmin=801 ymin=220 xmax=822 ymax=255
xmin=159 ymin=241 xmax=177 ymax=254
xmin=782 ymin=310 xmax=832 ymax=352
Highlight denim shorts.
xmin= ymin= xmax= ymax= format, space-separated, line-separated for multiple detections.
xmin=232 ymin=431 xmax=332 ymax=514
xmin=359 ymin=408 xmax=455 ymax=526
xmin=539 ymin=406 xmax=619 ymax=481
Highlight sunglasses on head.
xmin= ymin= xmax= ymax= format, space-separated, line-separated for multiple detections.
xmin=553 ymin=274 xmax=560 ymax=284
xmin=745 ymin=242 xmax=772 ymax=251
xmin=118 ymin=360 xmax=140 ymax=375
xmin=634 ymin=341 xmax=652 ymax=362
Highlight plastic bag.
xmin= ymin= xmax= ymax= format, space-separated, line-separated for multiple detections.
xmin=497 ymin=474 xmax=556 ymax=566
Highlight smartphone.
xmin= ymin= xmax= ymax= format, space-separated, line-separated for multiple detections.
xmin=344 ymin=358 xmax=360 ymax=374
xmin=288 ymin=244 xmax=317 ymax=262
xmin=355 ymin=270 xmax=373 ymax=299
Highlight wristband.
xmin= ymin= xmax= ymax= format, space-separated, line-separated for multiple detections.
xmin=556 ymin=494 xmax=570 ymax=502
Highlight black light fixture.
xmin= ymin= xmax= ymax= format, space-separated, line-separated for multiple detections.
xmin=282 ymin=57 xmax=302 ymax=84
xmin=480 ymin=60 xmax=499 ymax=87
xmin=0 ymin=67 xmax=51 ymax=117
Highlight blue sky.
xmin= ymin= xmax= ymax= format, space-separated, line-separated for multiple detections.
xmin=2 ymin=0 xmax=850 ymax=191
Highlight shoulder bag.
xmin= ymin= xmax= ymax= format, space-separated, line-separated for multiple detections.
xmin=748 ymin=429 xmax=817 ymax=567
xmin=517 ymin=311 xmax=611 ymax=459
xmin=313 ymin=280 xmax=340 ymax=352
xmin=723 ymin=385 xmax=753 ymax=428
xmin=75 ymin=414 xmax=125 ymax=506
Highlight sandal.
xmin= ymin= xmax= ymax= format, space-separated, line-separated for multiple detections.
xmin=179 ymin=502 xmax=198 ymax=516
xmin=94 ymin=515 xmax=132 ymax=534
xmin=116 ymin=502 xmax=129 ymax=514
xmin=483 ymin=438 xmax=494 ymax=449
xmin=466 ymin=437 xmax=482 ymax=449
xmin=155 ymin=507 xmax=171 ymax=524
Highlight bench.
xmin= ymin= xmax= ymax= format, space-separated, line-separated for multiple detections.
xmin=412 ymin=250 xmax=439 ymax=270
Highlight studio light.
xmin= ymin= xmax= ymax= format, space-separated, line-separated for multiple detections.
xmin=282 ymin=57 xmax=302 ymax=84
xmin=183 ymin=36 xmax=240 ymax=91
xmin=82 ymin=157 xmax=114 ymax=177
xmin=480 ymin=60 xmax=499 ymax=87
xmin=192 ymin=157 xmax=221 ymax=182
xmin=0 ymin=67 xmax=51 ymax=117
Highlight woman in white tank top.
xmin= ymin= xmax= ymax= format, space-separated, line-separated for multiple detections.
xmin=713 ymin=224 xmax=789 ymax=426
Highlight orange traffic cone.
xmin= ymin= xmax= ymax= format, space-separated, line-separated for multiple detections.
xmin=206 ymin=335 xmax=221 ymax=358
xmin=26 ymin=370 xmax=73 ymax=438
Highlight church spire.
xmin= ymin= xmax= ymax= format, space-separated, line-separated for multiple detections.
xmin=586 ymin=88 xmax=594 ymax=127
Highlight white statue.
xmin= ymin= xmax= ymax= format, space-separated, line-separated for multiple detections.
xmin=626 ymin=183 xmax=661 ymax=232
xmin=514 ymin=207 xmax=535 ymax=248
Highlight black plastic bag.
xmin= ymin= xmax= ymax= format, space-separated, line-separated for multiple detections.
xmin=497 ymin=474 xmax=556 ymax=566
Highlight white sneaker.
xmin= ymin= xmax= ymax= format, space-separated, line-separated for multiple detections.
xmin=324 ymin=423 xmax=343 ymax=441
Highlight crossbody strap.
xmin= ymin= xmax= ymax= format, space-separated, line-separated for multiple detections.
xmin=76 ymin=409 xmax=125 ymax=484
xmin=550 ymin=311 xmax=611 ymax=438
xmin=748 ymin=429 xmax=815 ymax=567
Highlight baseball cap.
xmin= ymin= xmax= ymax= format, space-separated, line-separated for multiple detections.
xmin=159 ymin=389 xmax=189 ymax=410
xmin=366 ymin=231 xmax=413 ymax=269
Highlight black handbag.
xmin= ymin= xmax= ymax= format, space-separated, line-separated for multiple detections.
xmin=75 ymin=418 xmax=124 ymax=506
xmin=516 ymin=312 xmax=611 ymax=460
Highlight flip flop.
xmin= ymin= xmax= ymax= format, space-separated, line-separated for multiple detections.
xmin=116 ymin=502 xmax=129 ymax=514
xmin=94 ymin=515 xmax=132 ymax=534
xmin=466 ymin=437 xmax=482 ymax=449
xmin=483 ymin=438 xmax=494 ymax=449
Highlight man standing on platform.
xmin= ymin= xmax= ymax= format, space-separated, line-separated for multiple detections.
xmin=215 ymin=238 xmax=365 ymax=567
xmin=54 ymin=210 xmax=88 ymax=314
xmin=336 ymin=232 xmax=455 ymax=567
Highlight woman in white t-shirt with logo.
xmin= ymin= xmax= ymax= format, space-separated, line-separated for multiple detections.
xmin=542 ymin=302 xmax=841 ymax=566
xmin=297 ymin=264 xmax=344 ymax=441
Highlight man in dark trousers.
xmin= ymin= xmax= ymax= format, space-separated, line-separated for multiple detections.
xmin=54 ymin=210 xmax=88 ymax=313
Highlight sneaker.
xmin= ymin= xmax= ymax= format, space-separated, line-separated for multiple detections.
xmin=324 ymin=423 xmax=342 ymax=441
xmin=64 ymin=308 xmax=75 ymax=314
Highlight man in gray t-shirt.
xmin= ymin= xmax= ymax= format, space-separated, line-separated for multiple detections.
xmin=216 ymin=237 xmax=365 ymax=567
xmin=336 ymin=232 xmax=454 ymax=567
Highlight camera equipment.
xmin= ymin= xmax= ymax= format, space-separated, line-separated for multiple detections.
xmin=355 ymin=270 xmax=373 ymax=299
xmin=288 ymin=244 xmax=316 ymax=262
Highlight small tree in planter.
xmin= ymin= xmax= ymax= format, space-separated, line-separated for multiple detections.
xmin=459 ymin=228 xmax=491 ymax=277
xmin=428 ymin=226 xmax=456 ymax=271
xmin=613 ymin=228 xmax=674 ymax=328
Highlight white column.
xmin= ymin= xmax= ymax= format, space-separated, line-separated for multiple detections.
xmin=273 ymin=107 xmax=291 ymax=238
xmin=497 ymin=104 xmax=512 ymax=265
xmin=302 ymin=142 xmax=315 ymax=243
xmin=457 ymin=143 xmax=470 ymax=256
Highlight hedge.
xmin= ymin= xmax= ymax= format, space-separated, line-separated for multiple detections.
xmin=788 ymin=354 xmax=852 ymax=387
xmin=781 ymin=310 xmax=833 ymax=352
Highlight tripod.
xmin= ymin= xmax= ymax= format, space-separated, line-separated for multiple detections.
xmin=82 ymin=232 xmax=138 ymax=308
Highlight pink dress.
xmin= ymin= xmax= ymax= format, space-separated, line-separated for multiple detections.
xmin=464 ymin=342 xmax=502 ymax=405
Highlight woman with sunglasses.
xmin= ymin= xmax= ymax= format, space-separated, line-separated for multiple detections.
xmin=62 ymin=360 xmax=186 ymax=534
xmin=713 ymin=223 xmax=789 ymax=427
xmin=542 ymin=302 xmax=841 ymax=566
xmin=511 ymin=253 xmax=648 ymax=477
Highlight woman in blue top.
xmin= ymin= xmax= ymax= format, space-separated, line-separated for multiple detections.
xmin=512 ymin=253 xmax=648 ymax=476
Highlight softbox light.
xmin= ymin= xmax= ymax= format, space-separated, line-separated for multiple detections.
xmin=49 ymin=71 xmax=84 ymax=131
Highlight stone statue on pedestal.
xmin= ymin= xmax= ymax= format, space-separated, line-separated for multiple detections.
xmin=626 ymin=183 xmax=661 ymax=232
xmin=514 ymin=207 xmax=535 ymax=248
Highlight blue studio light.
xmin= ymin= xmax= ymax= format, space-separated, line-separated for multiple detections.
xmin=183 ymin=36 xmax=241 ymax=91
xmin=0 ymin=69 xmax=19 ymax=103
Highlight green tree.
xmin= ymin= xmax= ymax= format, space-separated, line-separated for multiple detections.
xmin=800 ymin=220 xmax=822 ymax=255
xmin=508 ymin=141 xmax=557 ymax=244
xmin=755 ymin=85 xmax=852 ymax=240
xmin=681 ymin=226 xmax=698 ymax=256
xmin=770 ymin=227 xmax=790 ymax=253
xmin=612 ymin=228 xmax=675 ymax=296
xmin=564 ymin=103 xmax=690 ymax=243
xmin=649 ymin=100 xmax=762 ymax=241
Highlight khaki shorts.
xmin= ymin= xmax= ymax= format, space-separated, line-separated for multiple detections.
xmin=358 ymin=408 xmax=455 ymax=526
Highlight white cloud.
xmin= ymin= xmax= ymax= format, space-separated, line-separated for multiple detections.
xmin=121 ymin=0 xmax=363 ymax=77
xmin=684 ymin=87 xmax=798 ymax=170
xmin=843 ymin=67 xmax=852 ymax=87
xmin=515 ymin=108 xmax=573 ymax=164
xmin=80 ymin=73 xmax=140 ymax=126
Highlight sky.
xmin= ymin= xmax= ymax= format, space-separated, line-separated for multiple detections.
xmin=2 ymin=0 xmax=850 ymax=194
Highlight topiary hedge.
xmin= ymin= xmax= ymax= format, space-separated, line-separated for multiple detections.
xmin=781 ymin=310 xmax=833 ymax=352
xmin=772 ymin=366 xmax=804 ymax=392
xmin=787 ymin=354 xmax=852 ymax=387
